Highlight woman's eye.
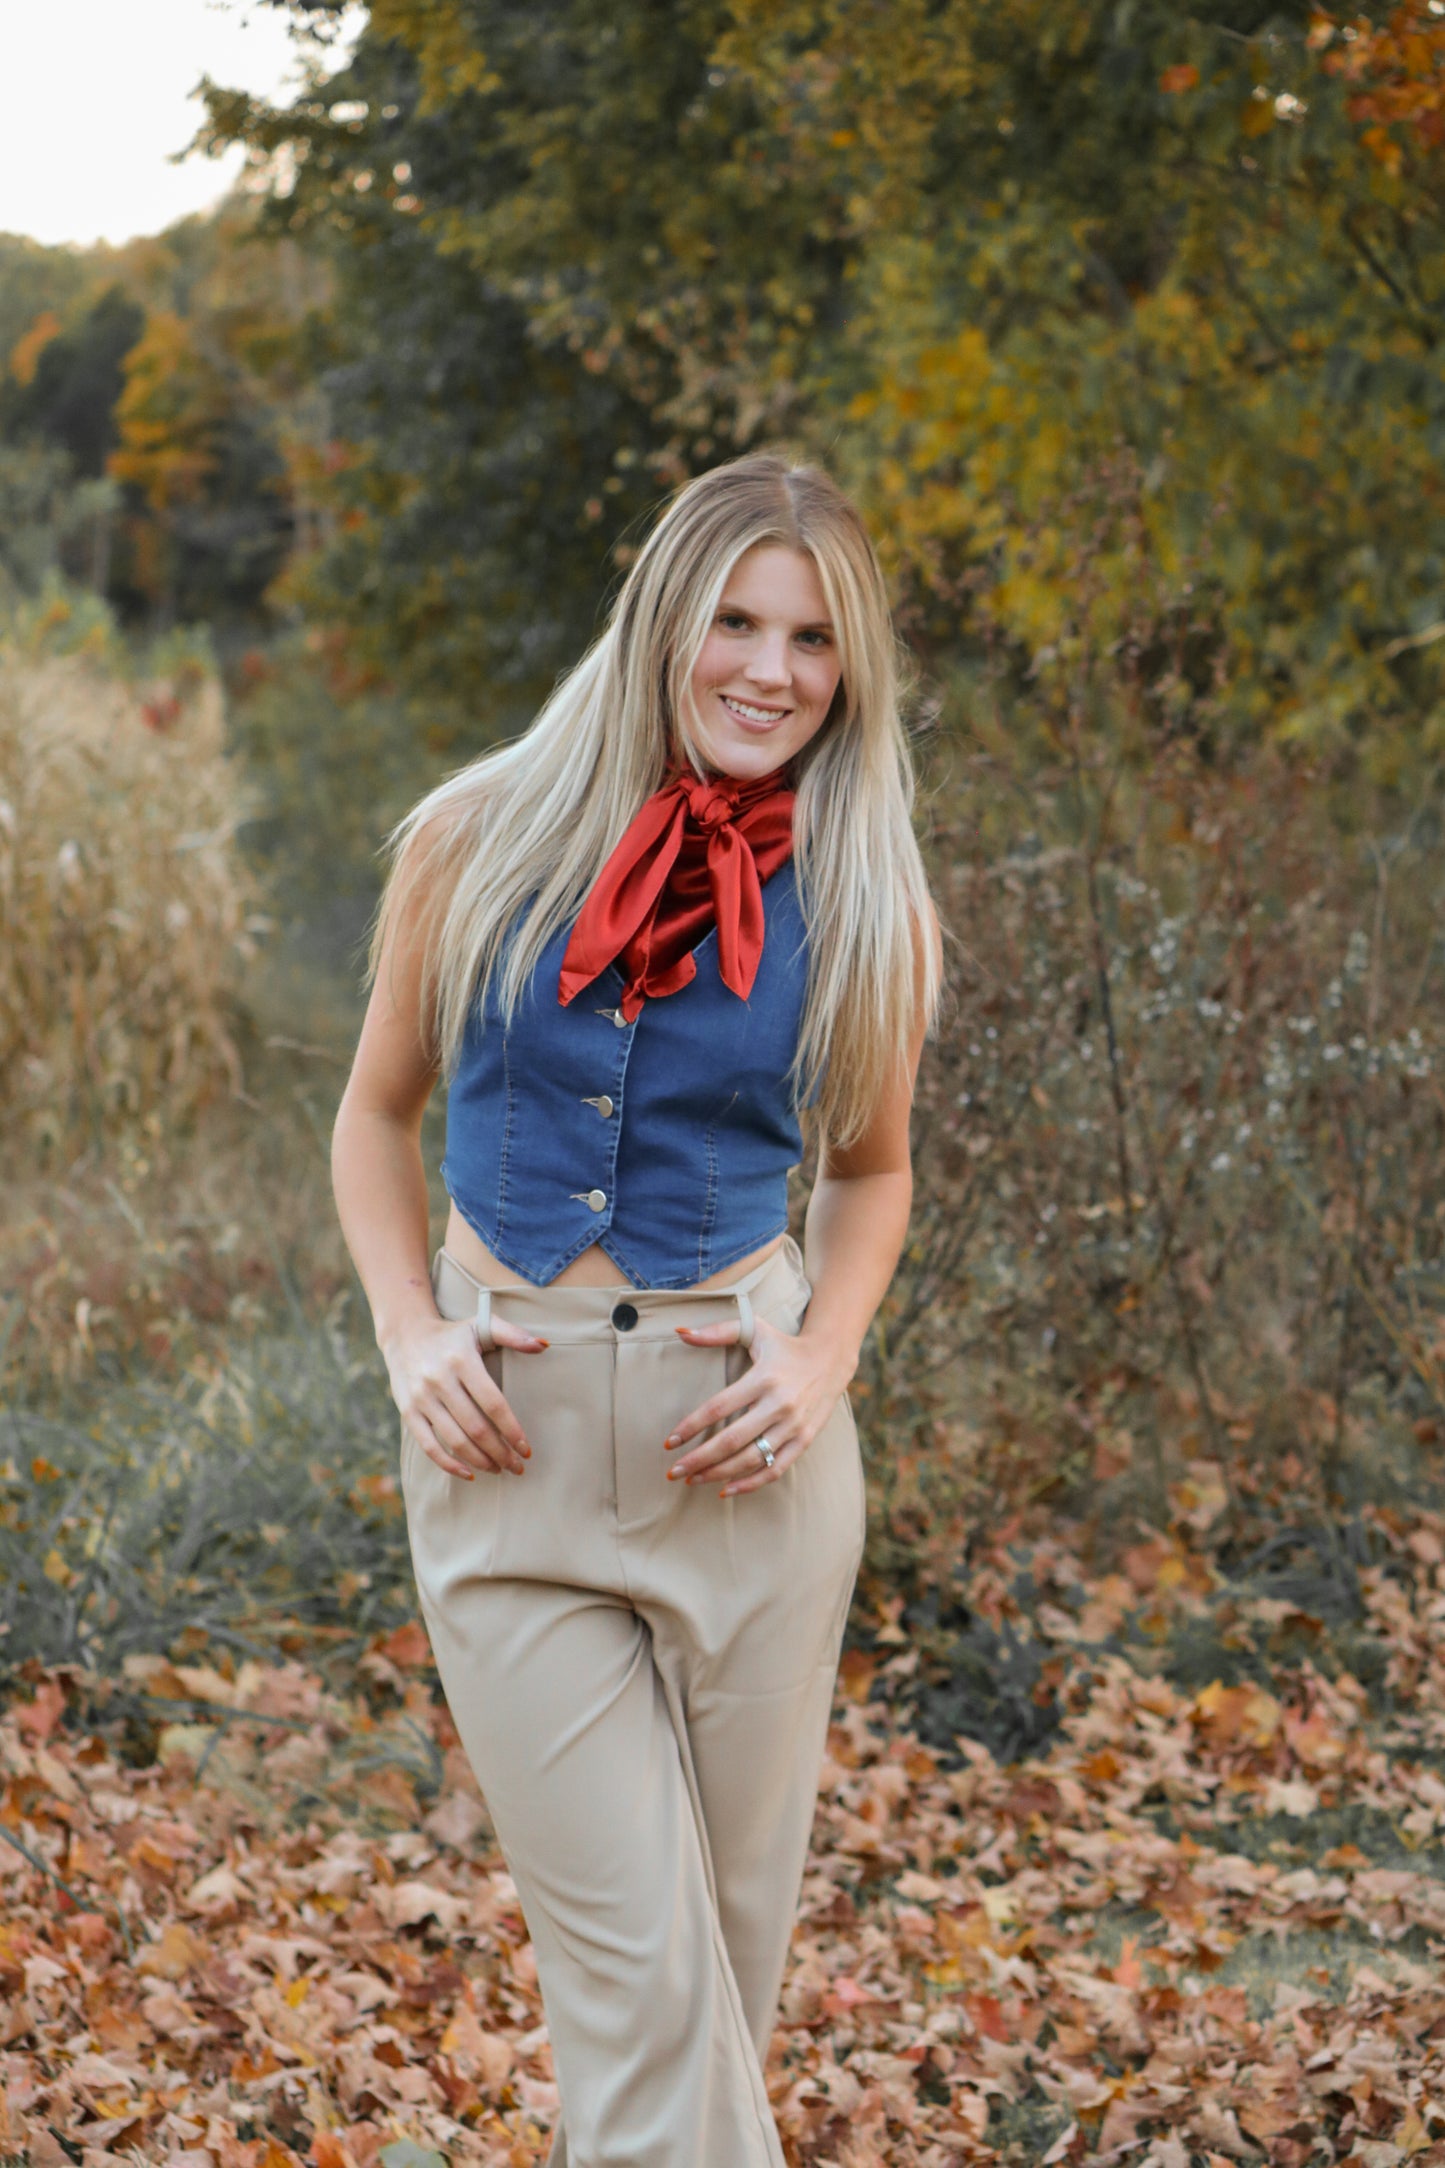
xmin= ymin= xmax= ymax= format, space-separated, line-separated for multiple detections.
xmin=718 ymin=612 xmax=750 ymax=630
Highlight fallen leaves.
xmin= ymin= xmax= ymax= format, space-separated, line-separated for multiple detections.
xmin=9 ymin=1520 xmax=1445 ymax=2162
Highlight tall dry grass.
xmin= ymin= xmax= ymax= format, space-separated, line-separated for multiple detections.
xmin=0 ymin=639 xmax=268 ymax=1159
xmin=0 ymin=614 xmax=374 ymax=1397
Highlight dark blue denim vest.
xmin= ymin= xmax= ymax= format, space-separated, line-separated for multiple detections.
xmin=441 ymin=858 xmax=814 ymax=1288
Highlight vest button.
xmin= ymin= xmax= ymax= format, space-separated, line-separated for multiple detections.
xmin=611 ymin=1301 xmax=639 ymax=1331
xmin=584 ymin=1094 xmax=614 ymax=1119
xmin=612 ymin=1009 xmax=629 ymax=1028
xmin=585 ymin=1188 xmax=607 ymax=1212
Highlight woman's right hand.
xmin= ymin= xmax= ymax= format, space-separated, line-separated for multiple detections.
xmin=385 ymin=1313 xmax=548 ymax=1480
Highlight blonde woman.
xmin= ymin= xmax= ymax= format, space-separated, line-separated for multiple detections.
xmin=331 ymin=452 xmax=941 ymax=2168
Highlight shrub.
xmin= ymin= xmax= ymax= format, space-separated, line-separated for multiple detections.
xmin=861 ymin=688 xmax=1445 ymax=1580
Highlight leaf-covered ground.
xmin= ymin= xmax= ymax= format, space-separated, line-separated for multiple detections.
xmin=8 ymin=1504 xmax=1445 ymax=2168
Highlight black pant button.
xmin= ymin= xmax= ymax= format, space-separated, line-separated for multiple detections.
xmin=611 ymin=1301 xmax=639 ymax=1331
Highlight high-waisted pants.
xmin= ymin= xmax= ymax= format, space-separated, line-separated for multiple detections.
xmin=400 ymin=1233 xmax=867 ymax=2168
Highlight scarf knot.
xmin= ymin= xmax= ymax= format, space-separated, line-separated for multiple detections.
xmin=684 ymin=775 xmax=743 ymax=831
xmin=557 ymin=761 xmax=795 ymax=1020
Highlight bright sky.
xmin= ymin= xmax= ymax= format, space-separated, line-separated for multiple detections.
xmin=0 ymin=1 xmax=365 ymax=250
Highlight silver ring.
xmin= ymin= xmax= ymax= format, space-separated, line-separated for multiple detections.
xmin=754 ymin=1434 xmax=776 ymax=1469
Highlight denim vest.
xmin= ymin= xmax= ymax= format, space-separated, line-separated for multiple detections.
xmin=441 ymin=858 xmax=814 ymax=1288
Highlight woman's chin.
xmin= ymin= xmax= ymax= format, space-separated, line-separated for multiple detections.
xmin=689 ymin=729 xmax=795 ymax=780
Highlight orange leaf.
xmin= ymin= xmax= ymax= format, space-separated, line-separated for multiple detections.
xmin=1160 ymin=63 xmax=1200 ymax=93
xmin=135 ymin=1920 xmax=204 ymax=1980
xmin=964 ymin=1991 xmax=1010 ymax=2042
xmin=13 ymin=1678 xmax=65 ymax=1743
xmin=1080 ymin=1747 xmax=1122 ymax=1785
xmin=1192 ymin=1680 xmax=1282 ymax=1749
xmin=821 ymin=1974 xmax=876 ymax=2017
xmin=377 ymin=1619 xmax=432 ymax=1667
xmin=836 ymin=1648 xmax=878 ymax=1703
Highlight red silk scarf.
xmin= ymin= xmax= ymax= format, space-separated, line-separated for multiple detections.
xmin=557 ymin=762 xmax=796 ymax=1020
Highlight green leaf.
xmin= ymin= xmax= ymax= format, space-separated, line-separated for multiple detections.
xmin=380 ymin=2142 xmax=447 ymax=2168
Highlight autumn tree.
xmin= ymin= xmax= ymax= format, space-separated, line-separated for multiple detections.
xmin=193 ymin=0 xmax=1445 ymax=772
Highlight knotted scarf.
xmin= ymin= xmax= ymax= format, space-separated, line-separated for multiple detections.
xmin=557 ymin=762 xmax=796 ymax=1020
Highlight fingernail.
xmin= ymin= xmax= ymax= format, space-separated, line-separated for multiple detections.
xmin=674 ymin=1326 xmax=691 ymax=1337
xmin=667 ymin=1467 xmax=684 ymax=1481
xmin=532 ymin=1337 xmax=549 ymax=1348
xmin=664 ymin=1433 xmax=680 ymax=1448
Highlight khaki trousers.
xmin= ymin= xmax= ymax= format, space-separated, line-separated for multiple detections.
xmin=401 ymin=1233 xmax=866 ymax=2168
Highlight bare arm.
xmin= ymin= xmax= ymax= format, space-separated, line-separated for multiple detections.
xmin=331 ymin=859 xmax=543 ymax=1479
xmin=330 ymin=883 xmax=443 ymax=1358
xmin=667 ymin=899 xmax=942 ymax=1495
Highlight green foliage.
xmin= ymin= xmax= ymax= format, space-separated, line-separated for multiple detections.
xmin=194 ymin=0 xmax=850 ymax=726
xmin=225 ymin=632 xmax=445 ymax=954
xmin=0 ymin=231 xmax=95 ymax=370
xmin=0 ymin=283 xmax=143 ymax=478
xmin=0 ymin=212 xmax=310 ymax=630
xmin=186 ymin=1 xmax=1445 ymax=778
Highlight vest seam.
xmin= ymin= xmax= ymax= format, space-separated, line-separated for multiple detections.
xmin=699 ymin=1124 xmax=717 ymax=1281
xmin=698 ymin=1089 xmax=735 ymax=1280
xmin=496 ymin=1023 xmax=516 ymax=1244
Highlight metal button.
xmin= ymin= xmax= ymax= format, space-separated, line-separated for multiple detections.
xmin=611 ymin=1301 xmax=639 ymax=1331
xmin=582 ymin=1094 xmax=615 ymax=1119
xmin=585 ymin=1188 xmax=607 ymax=1212
xmin=612 ymin=1008 xmax=629 ymax=1029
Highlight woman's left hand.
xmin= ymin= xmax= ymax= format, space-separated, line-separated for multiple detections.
xmin=664 ymin=1315 xmax=858 ymax=1496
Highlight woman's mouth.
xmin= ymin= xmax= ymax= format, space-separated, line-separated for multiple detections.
xmin=719 ymin=693 xmax=791 ymax=732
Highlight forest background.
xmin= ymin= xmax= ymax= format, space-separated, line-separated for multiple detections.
xmin=9 ymin=4 xmax=1445 ymax=2164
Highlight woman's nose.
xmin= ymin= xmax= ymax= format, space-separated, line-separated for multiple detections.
xmin=744 ymin=639 xmax=791 ymax=688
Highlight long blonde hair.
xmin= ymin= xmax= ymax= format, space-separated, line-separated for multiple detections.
xmin=367 ymin=451 xmax=941 ymax=1150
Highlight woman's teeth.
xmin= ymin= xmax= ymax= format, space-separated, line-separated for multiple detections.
xmin=722 ymin=695 xmax=788 ymax=725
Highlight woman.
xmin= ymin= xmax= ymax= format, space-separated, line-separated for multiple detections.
xmin=331 ymin=451 xmax=942 ymax=2168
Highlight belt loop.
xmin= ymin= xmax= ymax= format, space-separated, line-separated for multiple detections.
xmin=734 ymin=1290 xmax=754 ymax=1350
xmin=474 ymin=1288 xmax=495 ymax=1351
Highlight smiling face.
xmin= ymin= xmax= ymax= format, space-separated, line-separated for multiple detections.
xmin=682 ymin=543 xmax=844 ymax=781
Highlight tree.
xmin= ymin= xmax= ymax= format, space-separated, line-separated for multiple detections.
xmin=198 ymin=0 xmax=1445 ymax=771
xmin=195 ymin=0 xmax=849 ymax=734
xmin=1 ymin=285 xmax=144 ymax=477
